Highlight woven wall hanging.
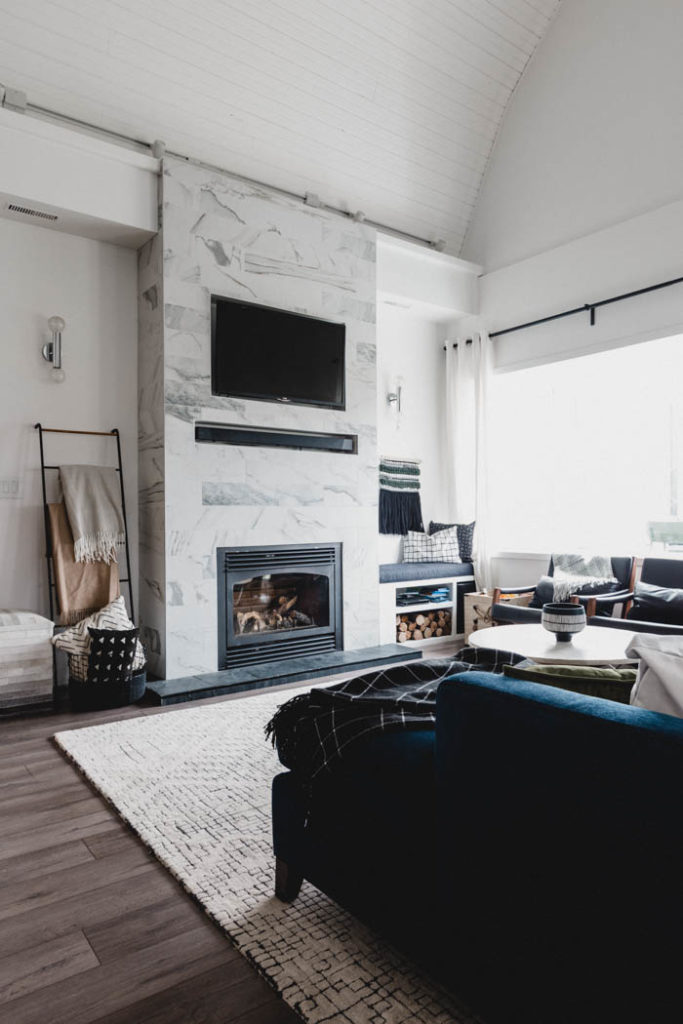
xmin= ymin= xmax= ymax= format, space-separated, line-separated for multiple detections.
xmin=379 ymin=456 xmax=424 ymax=535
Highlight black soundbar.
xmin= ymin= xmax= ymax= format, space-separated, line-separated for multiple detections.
xmin=194 ymin=422 xmax=358 ymax=454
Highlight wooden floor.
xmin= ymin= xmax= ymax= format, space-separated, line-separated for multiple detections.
xmin=0 ymin=688 xmax=306 ymax=1024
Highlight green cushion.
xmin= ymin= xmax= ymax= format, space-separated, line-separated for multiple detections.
xmin=503 ymin=662 xmax=637 ymax=703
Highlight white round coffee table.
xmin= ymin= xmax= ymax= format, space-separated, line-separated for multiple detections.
xmin=469 ymin=623 xmax=638 ymax=666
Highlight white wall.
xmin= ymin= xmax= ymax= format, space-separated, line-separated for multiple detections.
xmin=0 ymin=218 xmax=138 ymax=619
xmin=463 ymin=0 xmax=683 ymax=271
xmin=377 ymin=303 xmax=449 ymax=563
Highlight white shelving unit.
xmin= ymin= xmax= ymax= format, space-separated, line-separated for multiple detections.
xmin=379 ymin=573 xmax=476 ymax=650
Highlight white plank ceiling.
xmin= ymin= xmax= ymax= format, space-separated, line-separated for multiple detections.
xmin=0 ymin=0 xmax=560 ymax=253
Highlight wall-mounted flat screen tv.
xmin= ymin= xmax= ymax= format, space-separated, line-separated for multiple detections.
xmin=211 ymin=295 xmax=346 ymax=410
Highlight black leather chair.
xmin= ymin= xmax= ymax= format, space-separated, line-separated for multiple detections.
xmin=491 ymin=556 xmax=636 ymax=625
xmin=592 ymin=558 xmax=683 ymax=635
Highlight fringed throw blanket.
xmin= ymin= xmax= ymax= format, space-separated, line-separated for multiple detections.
xmin=552 ymin=553 xmax=617 ymax=601
xmin=60 ymin=465 xmax=125 ymax=564
xmin=379 ymin=456 xmax=424 ymax=535
xmin=266 ymin=646 xmax=522 ymax=780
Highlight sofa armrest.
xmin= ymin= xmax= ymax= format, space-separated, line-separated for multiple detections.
xmin=589 ymin=615 xmax=683 ymax=635
xmin=575 ymin=589 xmax=633 ymax=617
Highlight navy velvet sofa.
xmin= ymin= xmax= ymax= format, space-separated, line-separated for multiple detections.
xmin=272 ymin=671 xmax=683 ymax=1024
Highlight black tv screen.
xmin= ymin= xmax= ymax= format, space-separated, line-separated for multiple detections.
xmin=211 ymin=296 xmax=345 ymax=409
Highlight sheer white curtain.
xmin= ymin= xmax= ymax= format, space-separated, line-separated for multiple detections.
xmin=445 ymin=329 xmax=492 ymax=589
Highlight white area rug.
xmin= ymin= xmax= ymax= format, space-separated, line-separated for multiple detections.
xmin=55 ymin=688 xmax=477 ymax=1024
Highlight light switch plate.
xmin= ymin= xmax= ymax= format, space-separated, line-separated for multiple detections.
xmin=0 ymin=478 xmax=21 ymax=499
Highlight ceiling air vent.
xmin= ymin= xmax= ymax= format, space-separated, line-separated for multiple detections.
xmin=7 ymin=203 xmax=58 ymax=222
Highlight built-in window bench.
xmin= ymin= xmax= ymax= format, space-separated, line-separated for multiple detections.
xmin=379 ymin=563 xmax=476 ymax=649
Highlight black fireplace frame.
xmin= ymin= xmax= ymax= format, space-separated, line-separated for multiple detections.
xmin=217 ymin=543 xmax=343 ymax=670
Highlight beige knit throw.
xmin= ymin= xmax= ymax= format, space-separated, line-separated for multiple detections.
xmin=59 ymin=464 xmax=125 ymax=564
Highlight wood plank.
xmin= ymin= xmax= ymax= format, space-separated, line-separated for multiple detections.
xmin=83 ymin=826 xmax=144 ymax=860
xmin=0 ymin=809 xmax=120 ymax=862
xmin=25 ymin=756 xmax=85 ymax=783
xmin=0 ymin=864 xmax=182 ymax=960
xmin=234 ymin=1002 xmax=301 ymax=1024
xmin=84 ymin=893 xmax=209 ymax=964
xmin=0 ymin=839 xmax=94 ymax=887
xmin=4 ymin=926 xmax=237 ymax=1024
xmin=0 ymin=763 xmax=31 ymax=786
xmin=0 ymin=846 xmax=154 ymax=922
xmin=0 ymin=777 xmax=94 ymax=817
xmin=89 ymin=960 xmax=296 ymax=1024
xmin=1 ymin=795 xmax=115 ymax=838
xmin=0 ymin=930 xmax=99 ymax=1006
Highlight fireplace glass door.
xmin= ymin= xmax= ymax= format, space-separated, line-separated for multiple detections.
xmin=232 ymin=572 xmax=330 ymax=639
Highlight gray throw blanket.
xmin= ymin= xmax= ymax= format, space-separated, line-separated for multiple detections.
xmin=60 ymin=465 xmax=124 ymax=564
xmin=628 ymin=633 xmax=683 ymax=717
xmin=551 ymin=553 xmax=617 ymax=601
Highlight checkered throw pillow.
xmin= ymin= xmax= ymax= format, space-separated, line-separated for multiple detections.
xmin=52 ymin=595 xmax=145 ymax=682
xmin=429 ymin=520 xmax=476 ymax=562
xmin=403 ymin=527 xmax=461 ymax=563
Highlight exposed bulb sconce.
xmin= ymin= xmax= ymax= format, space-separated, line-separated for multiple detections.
xmin=387 ymin=384 xmax=402 ymax=413
xmin=42 ymin=315 xmax=66 ymax=382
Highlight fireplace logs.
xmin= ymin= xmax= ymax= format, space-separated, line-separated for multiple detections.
xmin=233 ymin=580 xmax=319 ymax=635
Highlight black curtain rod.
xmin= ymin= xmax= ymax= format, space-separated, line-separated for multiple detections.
xmin=443 ymin=272 xmax=683 ymax=349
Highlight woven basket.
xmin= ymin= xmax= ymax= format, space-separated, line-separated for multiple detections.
xmin=68 ymin=670 xmax=147 ymax=712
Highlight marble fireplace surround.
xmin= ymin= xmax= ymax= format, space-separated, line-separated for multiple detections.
xmin=138 ymin=157 xmax=378 ymax=680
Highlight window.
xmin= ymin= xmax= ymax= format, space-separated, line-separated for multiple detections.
xmin=489 ymin=334 xmax=683 ymax=554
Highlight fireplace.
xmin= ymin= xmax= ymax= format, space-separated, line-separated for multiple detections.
xmin=217 ymin=543 xmax=343 ymax=669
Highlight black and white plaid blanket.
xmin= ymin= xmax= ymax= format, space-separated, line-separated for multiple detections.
xmin=265 ymin=646 xmax=521 ymax=780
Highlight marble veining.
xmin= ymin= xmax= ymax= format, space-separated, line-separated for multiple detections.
xmin=138 ymin=157 xmax=379 ymax=679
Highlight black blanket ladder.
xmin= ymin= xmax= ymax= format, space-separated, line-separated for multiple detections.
xmin=34 ymin=424 xmax=135 ymax=624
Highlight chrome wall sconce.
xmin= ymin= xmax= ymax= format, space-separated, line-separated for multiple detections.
xmin=42 ymin=315 xmax=66 ymax=382
xmin=387 ymin=384 xmax=402 ymax=412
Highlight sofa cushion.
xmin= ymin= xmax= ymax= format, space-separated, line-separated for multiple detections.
xmin=429 ymin=521 xmax=475 ymax=562
xmin=628 ymin=581 xmax=683 ymax=625
xmin=380 ymin=561 xmax=474 ymax=583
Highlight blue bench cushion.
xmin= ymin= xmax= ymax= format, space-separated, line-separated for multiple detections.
xmin=380 ymin=561 xmax=474 ymax=584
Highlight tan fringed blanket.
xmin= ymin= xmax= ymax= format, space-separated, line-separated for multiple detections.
xmin=48 ymin=502 xmax=120 ymax=625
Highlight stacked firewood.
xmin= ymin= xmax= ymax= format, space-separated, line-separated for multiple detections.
xmin=396 ymin=609 xmax=451 ymax=642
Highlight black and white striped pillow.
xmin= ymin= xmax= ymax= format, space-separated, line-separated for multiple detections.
xmin=53 ymin=596 xmax=145 ymax=681
xmin=403 ymin=527 xmax=461 ymax=563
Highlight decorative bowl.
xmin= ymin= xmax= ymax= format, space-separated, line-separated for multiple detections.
xmin=541 ymin=602 xmax=587 ymax=643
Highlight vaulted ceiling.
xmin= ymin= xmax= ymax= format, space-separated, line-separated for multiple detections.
xmin=0 ymin=0 xmax=561 ymax=254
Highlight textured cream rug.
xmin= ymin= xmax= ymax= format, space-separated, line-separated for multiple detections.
xmin=55 ymin=688 xmax=477 ymax=1024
